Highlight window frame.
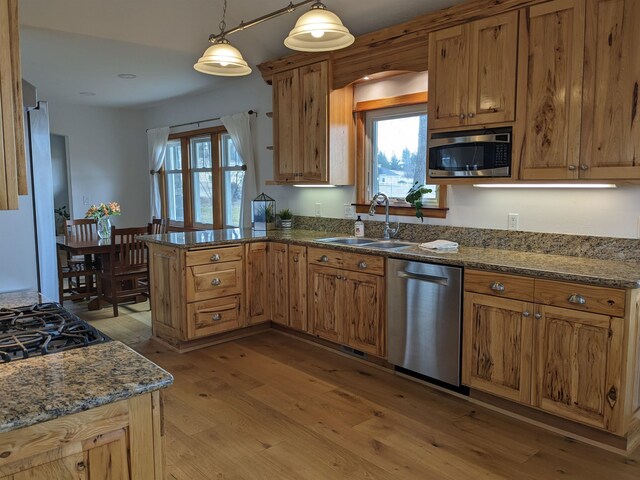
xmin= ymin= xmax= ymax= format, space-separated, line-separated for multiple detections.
xmin=354 ymin=92 xmax=448 ymax=218
xmin=160 ymin=126 xmax=239 ymax=230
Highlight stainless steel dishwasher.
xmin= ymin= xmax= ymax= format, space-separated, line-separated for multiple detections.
xmin=387 ymin=258 xmax=463 ymax=386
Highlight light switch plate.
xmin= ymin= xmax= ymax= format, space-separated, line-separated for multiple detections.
xmin=343 ymin=204 xmax=355 ymax=218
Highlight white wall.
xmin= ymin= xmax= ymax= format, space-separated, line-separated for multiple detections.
xmin=48 ymin=102 xmax=148 ymax=227
xmin=0 ymin=194 xmax=38 ymax=293
xmin=140 ymin=71 xmax=640 ymax=239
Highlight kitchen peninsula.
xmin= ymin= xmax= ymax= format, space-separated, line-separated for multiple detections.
xmin=0 ymin=292 xmax=173 ymax=479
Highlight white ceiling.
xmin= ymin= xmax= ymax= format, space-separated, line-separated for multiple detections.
xmin=19 ymin=0 xmax=464 ymax=109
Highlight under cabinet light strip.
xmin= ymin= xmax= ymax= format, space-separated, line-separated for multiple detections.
xmin=292 ymin=184 xmax=337 ymax=188
xmin=473 ymin=184 xmax=617 ymax=189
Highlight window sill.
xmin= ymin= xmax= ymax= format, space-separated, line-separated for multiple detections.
xmin=353 ymin=204 xmax=448 ymax=219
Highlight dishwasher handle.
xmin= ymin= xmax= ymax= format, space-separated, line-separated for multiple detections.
xmin=396 ymin=270 xmax=449 ymax=286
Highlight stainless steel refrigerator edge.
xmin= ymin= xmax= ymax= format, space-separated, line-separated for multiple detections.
xmin=387 ymin=259 xmax=463 ymax=386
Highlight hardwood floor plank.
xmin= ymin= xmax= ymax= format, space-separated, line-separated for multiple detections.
xmin=68 ymin=303 xmax=640 ymax=480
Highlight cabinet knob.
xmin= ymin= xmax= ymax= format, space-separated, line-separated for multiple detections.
xmin=358 ymin=261 xmax=368 ymax=269
xmin=468 ymin=112 xmax=475 ymax=118
xmin=568 ymin=165 xmax=577 ymax=171
xmin=293 ymin=255 xmax=299 ymax=263
xmin=535 ymin=313 xmax=542 ymax=320
xmin=210 ymin=254 xmax=221 ymax=261
xmin=212 ymin=313 xmax=222 ymax=321
xmin=607 ymin=386 xmax=618 ymax=407
xmin=568 ymin=294 xmax=586 ymax=305
xmin=459 ymin=113 xmax=466 ymax=120
xmin=522 ymin=311 xmax=530 ymax=317
xmin=320 ymin=255 xmax=329 ymax=263
xmin=76 ymin=462 xmax=86 ymax=472
xmin=490 ymin=281 xmax=505 ymax=293
xmin=580 ymin=164 xmax=589 ymax=171
xmin=211 ymin=278 xmax=221 ymax=286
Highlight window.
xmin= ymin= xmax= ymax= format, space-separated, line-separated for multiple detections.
xmin=355 ymin=93 xmax=447 ymax=218
xmin=161 ymin=127 xmax=244 ymax=229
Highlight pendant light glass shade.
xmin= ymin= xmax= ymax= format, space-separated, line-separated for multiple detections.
xmin=284 ymin=4 xmax=354 ymax=52
xmin=194 ymin=39 xmax=252 ymax=76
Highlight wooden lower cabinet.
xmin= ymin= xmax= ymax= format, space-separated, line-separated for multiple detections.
xmin=245 ymin=242 xmax=269 ymax=325
xmin=462 ymin=293 xmax=534 ymax=404
xmin=269 ymin=242 xmax=289 ymax=326
xmin=288 ymin=245 xmax=307 ymax=332
xmin=0 ymin=392 xmax=164 ymax=480
xmin=308 ymin=264 xmax=386 ymax=357
xmin=534 ymin=305 xmax=625 ymax=432
xmin=462 ymin=269 xmax=639 ymax=438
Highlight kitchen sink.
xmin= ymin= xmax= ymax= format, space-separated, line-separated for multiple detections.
xmin=315 ymin=237 xmax=416 ymax=250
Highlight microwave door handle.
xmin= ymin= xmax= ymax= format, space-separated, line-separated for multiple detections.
xmin=429 ymin=133 xmax=511 ymax=148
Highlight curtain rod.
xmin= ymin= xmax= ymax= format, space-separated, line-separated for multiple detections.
xmin=146 ymin=109 xmax=257 ymax=133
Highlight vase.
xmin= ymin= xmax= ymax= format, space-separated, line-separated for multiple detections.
xmin=280 ymin=219 xmax=292 ymax=229
xmin=97 ymin=216 xmax=112 ymax=238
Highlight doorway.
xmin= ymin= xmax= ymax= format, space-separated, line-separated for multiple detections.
xmin=50 ymin=133 xmax=72 ymax=233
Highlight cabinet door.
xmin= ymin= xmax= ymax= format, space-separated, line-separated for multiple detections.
xmin=467 ymin=11 xmax=518 ymax=125
xmin=272 ymin=69 xmax=300 ymax=182
xmin=308 ymin=265 xmax=342 ymax=343
xmin=85 ymin=429 xmax=131 ymax=479
xmin=462 ymin=293 xmax=534 ymax=404
xmin=519 ymin=0 xmax=586 ymax=180
xmin=245 ymin=243 xmax=269 ymax=325
xmin=269 ymin=242 xmax=289 ymax=326
xmin=288 ymin=245 xmax=307 ymax=332
xmin=428 ymin=24 xmax=469 ymax=129
xmin=534 ymin=305 xmax=624 ymax=432
xmin=10 ymin=452 xmax=88 ymax=480
xmin=580 ymin=0 xmax=640 ymax=179
xmin=299 ymin=61 xmax=329 ymax=182
xmin=343 ymin=270 xmax=386 ymax=357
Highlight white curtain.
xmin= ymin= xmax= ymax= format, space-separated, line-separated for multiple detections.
xmin=221 ymin=112 xmax=258 ymax=228
xmin=147 ymin=126 xmax=170 ymax=220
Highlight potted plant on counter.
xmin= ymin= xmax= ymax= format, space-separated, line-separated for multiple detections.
xmin=405 ymin=182 xmax=433 ymax=222
xmin=278 ymin=208 xmax=293 ymax=229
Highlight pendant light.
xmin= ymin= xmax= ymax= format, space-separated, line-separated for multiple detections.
xmin=284 ymin=1 xmax=355 ymax=52
xmin=194 ymin=0 xmax=252 ymax=77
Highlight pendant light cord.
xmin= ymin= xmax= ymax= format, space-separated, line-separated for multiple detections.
xmin=218 ymin=0 xmax=228 ymax=40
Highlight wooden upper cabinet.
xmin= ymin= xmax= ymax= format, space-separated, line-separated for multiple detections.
xmin=580 ymin=0 xmax=640 ymax=179
xmin=534 ymin=305 xmax=624 ymax=433
xmin=467 ymin=11 xmax=518 ymax=125
xmin=272 ymin=69 xmax=300 ymax=183
xmin=429 ymin=24 xmax=469 ymax=129
xmin=0 ymin=0 xmax=27 ymax=210
xmin=270 ymin=60 xmax=354 ymax=185
xmin=518 ymin=0 xmax=586 ymax=180
xmin=429 ymin=11 xmax=518 ymax=130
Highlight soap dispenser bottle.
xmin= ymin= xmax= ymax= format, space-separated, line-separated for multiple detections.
xmin=354 ymin=216 xmax=365 ymax=237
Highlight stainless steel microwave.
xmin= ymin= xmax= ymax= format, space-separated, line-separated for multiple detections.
xmin=428 ymin=127 xmax=512 ymax=178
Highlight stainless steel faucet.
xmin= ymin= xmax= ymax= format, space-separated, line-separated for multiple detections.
xmin=369 ymin=192 xmax=400 ymax=239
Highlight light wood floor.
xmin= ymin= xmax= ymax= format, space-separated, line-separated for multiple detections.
xmin=68 ymin=301 xmax=640 ymax=480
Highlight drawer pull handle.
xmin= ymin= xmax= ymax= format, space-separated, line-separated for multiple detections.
xmin=490 ymin=281 xmax=505 ymax=293
xmin=293 ymin=255 xmax=299 ymax=263
xmin=320 ymin=255 xmax=329 ymax=263
xmin=211 ymin=278 xmax=221 ymax=286
xmin=358 ymin=261 xmax=368 ymax=269
xmin=210 ymin=254 xmax=221 ymax=261
xmin=568 ymin=294 xmax=586 ymax=305
xmin=522 ymin=311 xmax=530 ymax=317
xmin=212 ymin=313 xmax=222 ymax=321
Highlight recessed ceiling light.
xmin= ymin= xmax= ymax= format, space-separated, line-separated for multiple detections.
xmin=79 ymin=91 xmax=96 ymax=96
xmin=117 ymin=73 xmax=137 ymax=79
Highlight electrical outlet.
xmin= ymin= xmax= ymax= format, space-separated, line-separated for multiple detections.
xmin=315 ymin=203 xmax=322 ymax=217
xmin=508 ymin=213 xmax=519 ymax=231
xmin=343 ymin=204 xmax=355 ymax=218
xmin=83 ymin=196 xmax=89 ymax=206
xmin=637 ymin=216 xmax=640 ymax=239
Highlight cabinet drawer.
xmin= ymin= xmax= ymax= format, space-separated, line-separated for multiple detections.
xmin=465 ymin=269 xmax=534 ymax=301
xmin=187 ymin=296 xmax=243 ymax=338
xmin=534 ymin=280 xmax=625 ymax=317
xmin=186 ymin=261 xmax=243 ymax=302
xmin=186 ymin=245 xmax=243 ymax=267
xmin=342 ymin=251 xmax=384 ymax=276
xmin=308 ymin=247 xmax=343 ymax=268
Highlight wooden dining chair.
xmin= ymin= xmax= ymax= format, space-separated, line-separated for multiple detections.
xmin=57 ymin=218 xmax=99 ymax=303
xmin=98 ymin=226 xmax=150 ymax=317
xmin=147 ymin=217 xmax=169 ymax=235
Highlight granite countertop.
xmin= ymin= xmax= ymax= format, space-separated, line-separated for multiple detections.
xmin=141 ymin=228 xmax=640 ymax=288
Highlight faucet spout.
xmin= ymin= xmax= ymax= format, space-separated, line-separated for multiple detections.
xmin=368 ymin=192 xmax=400 ymax=239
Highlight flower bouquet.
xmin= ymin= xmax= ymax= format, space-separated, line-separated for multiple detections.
xmin=86 ymin=202 xmax=121 ymax=238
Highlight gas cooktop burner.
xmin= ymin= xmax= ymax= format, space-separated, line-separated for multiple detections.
xmin=0 ymin=303 xmax=109 ymax=363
